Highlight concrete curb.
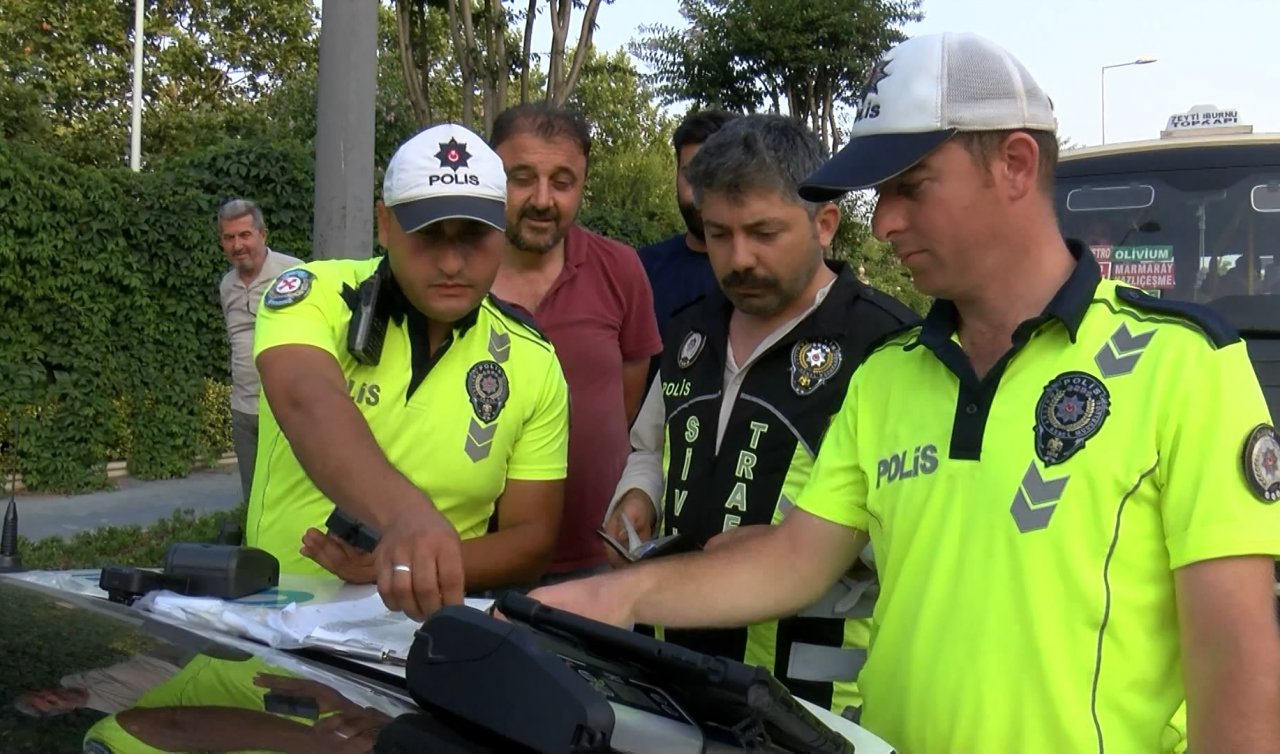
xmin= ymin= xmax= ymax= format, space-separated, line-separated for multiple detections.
xmin=3 ymin=452 xmax=240 ymax=495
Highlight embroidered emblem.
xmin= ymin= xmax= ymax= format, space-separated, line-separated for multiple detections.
xmin=1243 ymin=424 xmax=1280 ymax=503
xmin=677 ymin=331 xmax=705 ymax=369
xmin=790 ymin=339 xmax=842 ymax=396
xmin=1034 ymin=371 xmax=1110 ymax=467
xmin=435 ymin=137 xmax=471 ymax=171
xmin=466 ymin=360 xmax=509 ymax=423
xmin=263 ymin=269 xmax=315 ymax=309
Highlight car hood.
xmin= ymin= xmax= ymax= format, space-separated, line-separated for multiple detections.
xmin=0 ymin=575 xmax=416 ymax=753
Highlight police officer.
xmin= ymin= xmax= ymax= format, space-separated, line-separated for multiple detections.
xmin=600 ymin=114 xmax=917 ymax=714
xmin=532 ymin=33 xmax=1280 ymax=753
xmin=247 ymin=123 xmax=570 ymax=621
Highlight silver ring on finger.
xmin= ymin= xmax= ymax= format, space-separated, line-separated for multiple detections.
xmin=391 ymin=564 xmax=412 ymax=574
xmin=334 ymin=728 xmax=351 ymax=740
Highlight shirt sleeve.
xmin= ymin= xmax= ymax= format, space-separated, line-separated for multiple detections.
xmin=794 ymin=374 xmax=870 ymax=531
xmin=505 ymin=351 xmax=571 ymax=481
xmin=604 ymin=376 xmax=667 ymax=525
xmin=252 ymin=265 xmax=346 ymax=360
xmin=616 ymin=245 xmax=664 ymax=362
xmin=1161 ymin=338 xmax=1280 ymax=568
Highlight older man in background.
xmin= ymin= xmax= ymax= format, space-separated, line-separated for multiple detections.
xmin=216 ymin=199 xmax=302 ymax=502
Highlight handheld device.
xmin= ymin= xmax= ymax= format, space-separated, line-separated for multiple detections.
xmin=497 ymin=593 xmax=854 ymax=753
xmin=401 ymin=594 xmax=855 ymax=753
xmin=325 ymin=508 xmax=381 ymax=553
xmin=347 ymin=269 xmax=390 ymax=365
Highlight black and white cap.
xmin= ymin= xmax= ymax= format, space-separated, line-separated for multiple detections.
xmin=801 ymin=32 xmax=1057 ymax=199
xmin=383 ymin=122 xmax=507 ymax=233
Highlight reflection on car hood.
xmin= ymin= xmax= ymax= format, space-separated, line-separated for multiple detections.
xmin=0 ymin=575 xmax=416 ymax=753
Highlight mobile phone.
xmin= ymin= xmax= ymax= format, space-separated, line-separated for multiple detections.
xmin=325 ymin=508 xmax=381 ymax=553
xmin=263 ymin=692 xmax=319 ymax=720
xmin=597 ymin=529 xmax=696 ymax=563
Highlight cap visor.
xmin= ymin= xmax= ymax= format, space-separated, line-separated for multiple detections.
xmin=392 ymin=195 xmax=506 ymax=233
xmin=799 ymin=130 xmax=956 ymax=201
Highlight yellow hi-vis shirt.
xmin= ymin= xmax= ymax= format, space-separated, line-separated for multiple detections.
xmin=244 ymin=257 xmax=569 ymax=575
xmin=795 ymin=242 xmax=1280 ymax=754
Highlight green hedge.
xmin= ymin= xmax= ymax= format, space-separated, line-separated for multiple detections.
xmin=0 ymin=138 xmax=314 ymax=492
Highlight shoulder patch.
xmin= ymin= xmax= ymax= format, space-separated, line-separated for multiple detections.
xmin=264 ymin=268 xmax=315 ymax=309
xmin=1114 ymin=286 xmax=1239 ymax=348
xmin=1244 ymin=424 xmax=1280 ymax=503
xmin=487 ymin=294 xmax=550 ymax=343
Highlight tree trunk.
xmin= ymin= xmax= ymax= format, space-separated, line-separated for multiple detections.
xmin=552 ymin=0 xmax=604 ymax=107
xmin=520 ymin=0 xmax=536 ymax=103
xmin=825 ymin=83 xmax=838 ymax=151
xmin=394 ymin=0 xmax=430 ymax=127
xmin=806 ymin=76 xmax=819 ymax=142
xmin=494 ymin=0 xmax=508 ymax=118
xmin=546 ymin=0 xmax=571 ymax=102
xmin=448 ymin=0 xmax=478 ymax=129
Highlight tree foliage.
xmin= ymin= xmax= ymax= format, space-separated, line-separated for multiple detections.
xmin=632 ymin=0 xmax=921 ymax=151
xmin=571 ymin=49 xmax=681 ymax=248
xmin=0 ymin=0 xmax=318 ymax=165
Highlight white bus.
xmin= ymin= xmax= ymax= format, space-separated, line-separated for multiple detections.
xmin=1056 ymin=130 xmax=1280 ymax=418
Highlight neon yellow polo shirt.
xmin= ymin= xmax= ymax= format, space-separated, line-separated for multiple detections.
xmin=245 ymin=257 xmax=569 ymax=575
xmin=796 ymin=243 xmax=1280 ymax=754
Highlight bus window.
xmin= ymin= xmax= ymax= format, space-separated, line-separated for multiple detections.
xmin=1251 ymin=183 xmax=1280 ymax=213
xmin=1057 ymin=170 xmax=1280 ymax=301
xmin=1065 ymin=184 xmax=1156 ymax=212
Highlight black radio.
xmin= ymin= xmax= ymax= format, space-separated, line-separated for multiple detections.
xmin=347 ymin=266 xmax=391 ymax=365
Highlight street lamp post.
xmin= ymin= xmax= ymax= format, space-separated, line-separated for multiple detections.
xmin=129 ymin=0 xmax=144 ymax=171
xmin=1101 ymin=56 xmax=1158 ymax=145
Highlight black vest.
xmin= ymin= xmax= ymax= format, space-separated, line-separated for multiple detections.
xmin=655 ymin=262 xmax=917 ymax=708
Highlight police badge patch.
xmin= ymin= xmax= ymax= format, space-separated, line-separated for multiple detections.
xmin=1243 ymin=424 xmax=1280 ymax=503
xmin=466 ymin=360 xmax=509 ymax=423
xmin=790 ymin=339 xmax=842 ymax=396
xmin=1034 ymin=371 xmax=1110 ymax=467
xmin=677 ymin=331 xmax=705 ymax=369
xmin=264 ymin=269 xmax=315 ymax=309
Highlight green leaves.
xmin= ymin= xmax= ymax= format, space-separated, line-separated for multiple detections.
xmin=631 ymin=0 xmax=922 ymax=150
xmin=0 ymin=0 xmax=318 ymax=166
xmin=0 ymin=136 xmax=311 ymax=491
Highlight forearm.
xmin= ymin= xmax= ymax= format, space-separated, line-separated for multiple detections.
xmin=617 ymin=512 xmax=863 ymax=628
xmin=1178 ymin=556 xmax=1280 ymax=753
xmin=266 ymin=376 xmax=422 ymax=530
xmin=461 ymin=524 xmax=555 ymax=591
xmin=1186 ymin=630 xmax=1280 ymax=751
xmin=119 ymin=707 xmax=312 ymax=752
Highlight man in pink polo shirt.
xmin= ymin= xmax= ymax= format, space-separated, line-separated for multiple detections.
xmin=489 ymin=102 xmax=663 ymax=583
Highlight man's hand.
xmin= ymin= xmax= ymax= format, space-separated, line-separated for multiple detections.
xmin=602 ymin=489 xmax=656 ymax=567
xmin=293 ymin=708 xmax=390 ymax=754
xmin=301 ymin=529 xmax=375 ymax=584
xmin=373 ymin=499 xmax=465 ymax=621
